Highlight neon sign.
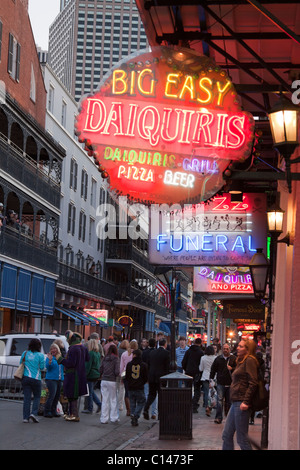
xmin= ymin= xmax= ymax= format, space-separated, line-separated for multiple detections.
xmin=76 ymin=47 xmax=254 ymax=204
xmin=148 ymin=193 xmax=267 ymax=266
xmin=193 ymin=266 xmax=254 ymax=294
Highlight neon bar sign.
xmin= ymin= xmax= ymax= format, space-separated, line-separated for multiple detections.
xmin=193 ymin=266 xmax=254 ymax=294
xmin=148 ymin=193 xmax=267 ymax=266
xmin=76 ymin=47 xmax=254 ymax=205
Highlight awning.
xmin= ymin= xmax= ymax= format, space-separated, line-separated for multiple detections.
xmin=113 ymin=321 xmax=124 ymax=331
xmin=159 ymin=322 xmax=171 ymax=335
xmin=77 ymin=309 xmax=98 ymax=327
xmin=55 ymin=307 xmax=89 ymax=326
xmin=0 ymin=263 xmax=17 ymax=308
xmin=16 ymin=269 xmax=31 ymax=311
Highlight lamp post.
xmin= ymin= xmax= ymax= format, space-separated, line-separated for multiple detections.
xmin=268 ymin=96 xmax=300 ymax=193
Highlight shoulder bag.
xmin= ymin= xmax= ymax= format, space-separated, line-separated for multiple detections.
xmin=14 ymin=352 xmax=27 ymax=381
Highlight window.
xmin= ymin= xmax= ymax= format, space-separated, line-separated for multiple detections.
xmin=30 ymin=64 xmax=36 ymax=102
xmin=90 ymin=178 xmax=97 ymax=207
xmin=61 ymin=99 xmax=67 ymax=127
xmin=8 ymin=33 xmax=21 ymax=81
xmin=48 ymin=84 xmax=54 ymax=113
xmin=89 ymin=217 xmax=95 ymax=245
xmin=67 ymin=203 xmax=76 ymax=235
xmin=81 ymin=169 xmax=88 ymax=200
xmin=79 ymin=211 xmax=86 ymax=242
xmin=70 ymin=158 xmax=78 ymax=190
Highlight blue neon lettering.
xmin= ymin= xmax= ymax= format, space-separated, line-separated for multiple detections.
xmin=186 ymin=235 xmax=199 ymax=252
xmin=202 ymin=234 xmax=213 ymax=251
xmin=216 ymin=234 xmax=228 ymax=251
xmin=232 ymin=235 xmax=245 ymax=252
xmin=157 ymin=234 xmax=167 ymax=251
xmin=248 ymin=235 xmax=257 ymax=252
xmin=170 ymin=235 xmax=183 ymax=252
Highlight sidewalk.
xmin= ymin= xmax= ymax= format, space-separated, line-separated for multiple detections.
xmin=120 ymin=406 xmax=264 ymax=451
xmin=0 ymin=399 xmax=264 ymax=451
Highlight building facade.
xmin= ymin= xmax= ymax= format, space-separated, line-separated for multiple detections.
xmin=0 ymin=0 xmax=65 ymax=333
xmin=49 ymin=0 xmax=149 ymax=102
xmin=41 ymin=61 xmax=119 ymax=337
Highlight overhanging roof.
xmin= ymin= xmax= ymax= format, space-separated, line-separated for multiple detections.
xmin=135 ymin=0 xmax=300 ymax=189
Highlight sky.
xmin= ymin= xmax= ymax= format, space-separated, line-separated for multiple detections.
xmin=28 ymin=0 xmax=61 ymax=50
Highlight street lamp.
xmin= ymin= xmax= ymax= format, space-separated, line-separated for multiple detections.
xmin=249 ymin=249 xmax=269 ymax=299
xmin=268 ymin=96 xmax=300 ymax=193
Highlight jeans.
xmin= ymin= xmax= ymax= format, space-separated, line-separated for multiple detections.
xmin=201 ymin=380 xmax=210 ymax=408
xmin=44 ymin=379 xmax=62 ymax=416
xmin=86 ymin=380 xmax=102 ymax=412
xmin=192 ymin=375 xmax=201 ymax=411
xmin=222 ymin=401 xmax=252 ymax=450
xmin=215 ymin=384 xmax=231 ymax=421
xmin=128 ymin=389 xmax=146 ymax=420
xmin=22 ymin=376 xmax=42 ymax=420
xmin=144 ymin=383 xmax=157 ymax=416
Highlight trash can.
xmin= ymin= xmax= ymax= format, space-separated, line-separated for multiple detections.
xmin=159 ymin=371 xmax=193 ymax=440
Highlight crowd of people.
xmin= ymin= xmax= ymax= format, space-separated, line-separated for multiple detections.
xmin=19 ymin=331 xmax=264 ymax=450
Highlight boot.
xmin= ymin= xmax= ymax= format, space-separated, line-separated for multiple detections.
xmin=125 ymin=397 xmax=131 ymax=416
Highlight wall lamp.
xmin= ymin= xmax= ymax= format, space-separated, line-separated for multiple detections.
xmin=268 ymin=96 xmax=300 ymax=193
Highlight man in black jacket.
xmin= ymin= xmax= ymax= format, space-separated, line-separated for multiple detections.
xmin=182 ymin=338 xmax=204 ymax=413
xmin=126 ymin=349 xmax=148 ymax=426
xmin=143 ymin=338 xmax=170 ymax=420
xmin=209 ymin=343 xmax=236 ymax=424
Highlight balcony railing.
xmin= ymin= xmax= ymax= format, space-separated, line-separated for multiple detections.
xmin=0 ymin=226 xmax=58 ymax=273
xmin=106 ymin=241 xmax=155 ymax=273
xmin=0 ymin=133 xmax=60 ymax=209
xmin=58 ymin=262 xmax=116 ymax=300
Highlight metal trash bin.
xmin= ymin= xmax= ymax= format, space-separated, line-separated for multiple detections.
xmin=159 ymin=371 xmax=193 ymax=440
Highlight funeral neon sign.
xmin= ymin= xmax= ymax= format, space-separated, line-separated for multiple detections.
xmin=76 ymin=47 xmax=254 ymax=204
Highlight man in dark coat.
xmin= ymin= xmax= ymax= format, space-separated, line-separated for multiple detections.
xmin=143 ymin=338 xmax=170 ymax=420
xmin=56 ymin=331 xmax=90 ymax=422
xmin=182 ymin=338 xmax=204 ymax=413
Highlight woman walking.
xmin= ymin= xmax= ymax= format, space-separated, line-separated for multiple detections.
xmin=222 ymin=339 xmax=258 ymax=450
xmin=99 ymin=344 xmax=120 ymax=424
xmin=199 ymin=345 xmax=216 ymax=416
xmin=120 ymin=340 xmax=138 ymax=416
xmin=82 ymin=338 xmax=102 ymax=414
xmin=21 ymin=338 xmax=45 ymax=423
xmin=44 ymin=343 xmax=64 ymax=418
xmin=55 ymin=331 xmax=89 ymax=422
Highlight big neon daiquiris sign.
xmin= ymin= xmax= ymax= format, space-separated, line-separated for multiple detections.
xmin=76 ymin=47 xmax=254 ymax=204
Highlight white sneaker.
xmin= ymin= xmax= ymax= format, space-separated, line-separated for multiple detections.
xmin=29 ymin=414 xmax=39 ymax=423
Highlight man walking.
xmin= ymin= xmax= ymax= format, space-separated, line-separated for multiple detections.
xmin=126 ymin=349 xmax=148 ymax=426
xmin=182 ymin=338 xmax=204 ymax=413
xmin=143 ymin=338 xmax=170 ymax=420
xmin=210 ymin=343 xmax=236 ymax=423
xmin=175 ymin=336 xmax=189 ymax=373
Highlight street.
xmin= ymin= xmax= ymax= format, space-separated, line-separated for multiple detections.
xmin=0 ymin=399 xmax=263 ymax=452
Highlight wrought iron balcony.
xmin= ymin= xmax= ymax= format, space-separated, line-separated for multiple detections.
xmin=0 ymin=225 xmax=58 ymax=273
xmin=58 ymin=262 xmax=116 ymax=300
xmin=0 ymin=134 xmax=60 ymax=209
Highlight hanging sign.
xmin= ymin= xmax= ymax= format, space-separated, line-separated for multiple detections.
xmin=75 ymin=47 xmax=254 ymax=204
xmin=84 ymin=309 xmax=108 ymax=323
xmin=148 ymin=192 xmax=267 ymax=266
xmin=194 ymin=266 xmax=254 ymax=294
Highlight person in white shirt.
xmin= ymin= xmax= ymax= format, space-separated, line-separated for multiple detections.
xmin=199 ymin=345 xmax=216 ymax=416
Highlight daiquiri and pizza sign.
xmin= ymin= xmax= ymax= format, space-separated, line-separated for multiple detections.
xmin=75 ymin=47 xmax=254 ymax=205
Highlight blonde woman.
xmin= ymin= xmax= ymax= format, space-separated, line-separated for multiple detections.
xmin=222 ymin=339 xmax=258 ymax=450
xmin=44 ymin=343 xmax=64 ymax=418
xmin=83 ymin=339 xmax=102 ymax=414
xmin=120 ymin=340 xmax=138 ymax=416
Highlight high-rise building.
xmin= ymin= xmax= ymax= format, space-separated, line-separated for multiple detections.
xmin=49 ymin=0 xmax=149 ymax=102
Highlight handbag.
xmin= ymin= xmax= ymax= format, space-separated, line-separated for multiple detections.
xmin=14 ymin=352 xmax=27 ymax=381
xmin=251 ymin=368 xmax=269 ymax=411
